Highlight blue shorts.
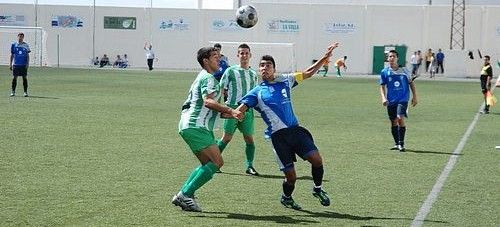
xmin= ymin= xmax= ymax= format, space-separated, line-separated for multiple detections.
xmin=270 ymin=126 xmax=318 ymax=172
xmin=387 ymin=102 xmax=408 ymax=120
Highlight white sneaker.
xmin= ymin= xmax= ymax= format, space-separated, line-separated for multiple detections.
xmin=10 ymin=92 xmax=15 ymax=97
xmin=171 ymin=191 xmax=202 ymax=212
xmin=23 ymin=92 xmax=29 ymax=97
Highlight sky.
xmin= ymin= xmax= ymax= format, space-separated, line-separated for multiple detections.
xmin=1 ymin=0 xmax=499 ymax=8
xmin=0 ymin=0 xmax=234 ymax=9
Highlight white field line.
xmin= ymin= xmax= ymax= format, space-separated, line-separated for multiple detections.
xmin=411 ymin=75 xmax=500 ymax=227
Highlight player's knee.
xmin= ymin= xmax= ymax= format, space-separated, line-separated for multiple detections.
xmin=482 ymin=89 xmax=488 ymax=94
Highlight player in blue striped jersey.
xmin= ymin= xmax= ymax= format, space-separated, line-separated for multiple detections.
xmin=379 ymin=50 xmax=418 ymax=152
xmin=235 ymin=42 xmax=339 ymax=210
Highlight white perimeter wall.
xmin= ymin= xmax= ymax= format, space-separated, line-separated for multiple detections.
xmin=1 ymin=3 xmax=499 ymax=76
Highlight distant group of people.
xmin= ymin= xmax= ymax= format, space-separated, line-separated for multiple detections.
xmin=94 ymin=54 xmax=128 ymax=68
xmin=410 ymin=48 xmax=445 ymax=78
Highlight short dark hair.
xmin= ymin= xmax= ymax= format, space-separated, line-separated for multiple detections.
xmin=389 ymin=50 xmax=399 ymax=57
xmin=214 ymin=43 xmax=222 ymax=49
xmin=484 ymin=55 xmax=490 ymax=60
xmin=260 ymin=55 xmax=276 ymax=68
xmin=197 ymin=47 xmax=217 ymax=67
xmin=18 ymin=32 xmax=24 ymax=36
xmin=238 ymin=43 xmax=250 ymax=51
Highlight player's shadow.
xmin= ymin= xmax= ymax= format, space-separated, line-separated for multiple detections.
xmin=196 ymin=210 xmax=447 ymax=224
xmin=219 ymin=171 xmax=328 ymax=182
xmin=404 ymin=149 xmax=463 ymax=156
xmin=297 ymin=210 xmax=447 ymax=224
xmin=26 ymin=96 xmax=60 ymax=99
xmin=194 ymin=211 xmax=319 ymax=224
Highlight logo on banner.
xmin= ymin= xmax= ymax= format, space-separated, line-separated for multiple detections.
xmin=160 ymin=18 xmax=189 ymax=31
xmin=212 ymin=19 xmax=242 ymax=32
xmin=324 ymin=22 xmax=356 ymax=34
xmin=51 ymin=16 xmax=83 ymax=28
xmin=104 ymin=16 xmax=136 ymax=29
xmin=0 ymin=15 xmax=25 ymax=26
xmin=267 ymin=19 xmax=299 ymax=32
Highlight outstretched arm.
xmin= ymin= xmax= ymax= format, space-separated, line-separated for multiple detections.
xmin=301 ymin=42 xmax=339 ymax=80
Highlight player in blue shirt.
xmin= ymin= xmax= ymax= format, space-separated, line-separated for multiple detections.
xmin=213 ymin=43 xmax=229 ymax=81
xmin=234 ymin=42 xmax=339 ymax=210
xmin=379 ymin=50 xmax=418 ymax=152
xmin=9 ymin=32 xmax=31 ymax=97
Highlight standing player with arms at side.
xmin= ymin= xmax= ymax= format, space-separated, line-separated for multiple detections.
xmin=236 ymin=42 xmax=339 ymax=210
xmin=480 ymin=55 xmax=493 ymax=114
xmin=217 ymin=43 xmax=260 ymax=176
xmin=172 ymin=47 xmax=243 ymax=212
xmin=379 ymin=50 xmax=418 ymax=152
xmin=10 ymin=32 xmax=31 ymax=97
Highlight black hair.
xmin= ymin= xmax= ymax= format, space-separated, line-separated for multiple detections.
xmin=484 ymin=55 xmax=490 ymax=60
xmin=260 ymin=55 xmax=275 ymax=68
xmin=238 ymin=43 xmax=250 ymax=51
xmin=214 ymin=43 xmax=222 ymax=49
xmin=197 ymin=47 xmax=217 ymax=67
xmin=389 ymin=50 xmax=399 ymax=57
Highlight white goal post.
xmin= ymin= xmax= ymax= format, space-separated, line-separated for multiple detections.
xmin=0 ymin=26 xmax=49 ymax=67
xmin=208 ymin=41 xmax=296 ymax=73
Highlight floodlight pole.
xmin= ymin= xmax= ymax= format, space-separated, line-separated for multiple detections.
xmin=450 ymin=0 xmax=466 ymax=50
xmin=92 ymin=0 xmax=96 ymax=62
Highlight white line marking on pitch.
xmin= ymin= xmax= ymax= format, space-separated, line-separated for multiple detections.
xmin=411 ymin=76 xmax=499 ymax=227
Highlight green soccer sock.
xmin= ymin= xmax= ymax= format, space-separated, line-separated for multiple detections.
xmin=216 ymin=139 xmax=227 ymax=153
xmin=181 ymin=162 xmax=219 ymax=197
xmin=245 ymin=143 xmax=255 ymax=168
xmin=181 ymin=165 xmax=202 ymax=191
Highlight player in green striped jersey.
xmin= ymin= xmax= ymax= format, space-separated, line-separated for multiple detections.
xmin=217 ymin=43 xmax=260 ymax=176
xmin=172 ymin=47 xmax=243 ymax=212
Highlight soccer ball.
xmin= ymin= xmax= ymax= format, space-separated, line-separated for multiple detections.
xmin=236 ymin=5 xmax=258 ymax=28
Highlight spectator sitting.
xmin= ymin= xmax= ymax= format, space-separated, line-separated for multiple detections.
xmin=113 ymin=55 xmax=124 ymax=68
xmin=100 ymin=54 xmax=110 ymax=68
xmin=120 ymin=54 xmax=129 ymax=68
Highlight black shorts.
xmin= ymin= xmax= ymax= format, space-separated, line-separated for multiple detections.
xmin=270 ymin=126 xmax=318 ymax=172
xmin=480 ymin=75 xmax=490 ymax=93
xmin=13 ymin=65 xmax=28 ymax=77
xmin=387 ymin=102 xmax=408 ymax=120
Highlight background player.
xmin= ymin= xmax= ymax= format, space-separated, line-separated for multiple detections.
xmin=10 ymin=32 xmax=31 ymax=97
xmin=217 ymin=43 xmax=260 ymax=176
xmin=379 ymin=50 xmax=418 ymax=152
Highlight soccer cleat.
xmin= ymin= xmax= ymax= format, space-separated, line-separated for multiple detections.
xmin=23 ymin=92 xmax=29 ymax=97
xmin=390 ymin=145 xmax=399 ymax=150
xmin=245 ymin=166 xmax=260 ymax=176
xmin=10 ymin=92 xmax=15 ymax=97
xmin=398 ymin=145 xmax=406 ymax=152
xmin=280 ymin=196 xmax=302 ymax=210
xmin=312 ymin=189 xmax=331 ymax=206
xmin=171 ymin=192 xmax=202 ymax=212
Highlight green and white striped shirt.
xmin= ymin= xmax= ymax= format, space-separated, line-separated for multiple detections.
xmin=179 ymin=70 xmax=222 ymax=131
xmin=220 ymin=65 xmax=258 ymax=107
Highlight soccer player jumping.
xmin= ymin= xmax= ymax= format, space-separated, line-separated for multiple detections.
xmin=236 ymin=42 xmax=339 ymax=210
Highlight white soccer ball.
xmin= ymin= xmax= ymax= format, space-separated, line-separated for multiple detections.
xmin=236 ymin=5 xmax=258 ymax=29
